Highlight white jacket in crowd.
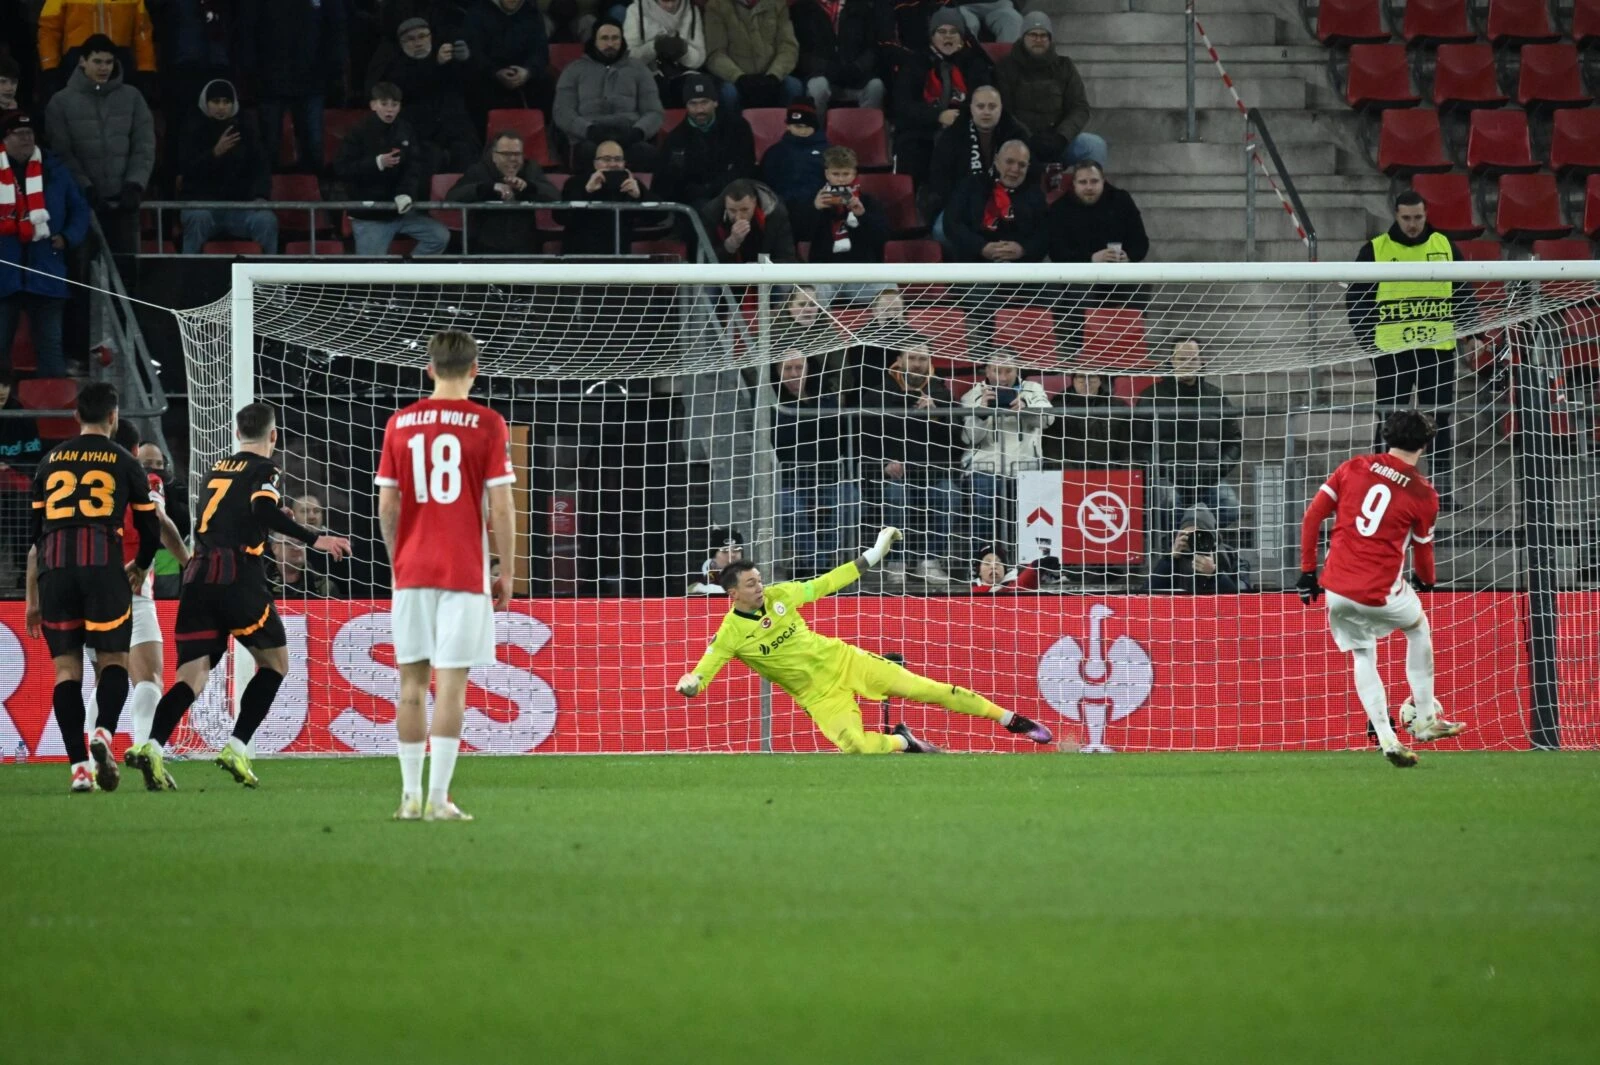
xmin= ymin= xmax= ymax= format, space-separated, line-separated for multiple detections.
xmin=959 ymin=377 xmax=1056 ymax=477
xmin=624 ymin=0 xmax=708 ymax=71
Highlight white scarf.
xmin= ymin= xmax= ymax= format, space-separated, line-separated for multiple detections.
xmin=0 ymin=146 xmax=50 ymax=242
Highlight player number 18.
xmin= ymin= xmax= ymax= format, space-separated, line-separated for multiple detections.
xmin=1355 ymin=483 xmax=1392 ymax=537
xmin=407 ymin=432 xmax=462 ymax=504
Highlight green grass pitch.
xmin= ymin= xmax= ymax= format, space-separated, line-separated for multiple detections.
xmin=4 ymin=752 xmax=1598 ymax=1064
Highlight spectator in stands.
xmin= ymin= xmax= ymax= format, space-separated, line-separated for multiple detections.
xmin=334 ymin=82 xmax=452 ymax=255
xmin=461 ymin=0 xmax=552 ymax=116
xmin=446 ymin=130 xmax=559 ymax=253
xmin=699 ymin=177 xmax=795 ymax=263
xmin=892 ymin=9 xmax=993 ymax=186
xmin=943 ymin=139 xmax=1046 ymax=263
xmin=955 ymin=0 xmax=1021 ymax=44
xmin=541 ymin=0 xmax=600 ymax=43
xmin=1 ymin=112 xmax=89 ymax=378
xmin=760 ymin=96 xmax=827 ymax=221
xmin=178 ymin=79 xmax=279 ymax=255
xmin=1 ymin=53 xmax=26 ymax=131
xmin=791 ymin=0 xmax=885 ymax=123
xmin=1136 ymin=338 xmax=1242 ymax=534
xmin=971 ymin=546 xmax=1040 ymax=593
xmin=922 ymin=83 xmax=1026 ymax=234
xmin=655 ymin=73 xmax=755 ymax=209
xmin=136 ymin=437 xmax=186 ymax=598
xmin=703 ymin=0 xmax=802 ymax=111
xmin=43 ymin=36 xmax=153 ymax=255
xmin=272 ymin=533 xmax=340 ymax=597
xmin=0 ymin=374 xmax=41 ymax=586
xmin=1045 ymin=371 xmax=1135 ymax=468
xmin=959 ymin=349 xmax=1053 ymax=551
xmin=623 ymin=0 xmax=709 ymax=108
xmin=885 ymin=0 xmax=941 ymax=70
xmin=1047 ymin=160 xmax=1146 ymax=265
xmin=237 ymin=0 xmax=347 ymax=173
xmin=37 ymin=0 xmax=158 ymax=92
xmin=688 ymin=526 xmax=744 ymax=594
xmin=1148 ymin=503 xmax=1241 ymax=595
xmin=557 ymin=139 xmax=645 ymax=252
xmin=554 ymin=18 xmax=664 ymax=172
xmin=771 ymin=283 xmax=854 ymax=392
xmin=772 ymin=350 xmax=857 ymax=577
xmin=995 ymin=12 xmax=1105 ymax=169
xmin=151 ymin=0 xmax=238 ymax=172
xmin=368 ymin=15 xmax=482 ymax=172
xmin=860 ymin=335 xmax=960 ymax=586
xmin=804 ymin=146 xmax=885 ymax=264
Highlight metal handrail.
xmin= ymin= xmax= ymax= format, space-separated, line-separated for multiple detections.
xmin=1243 ymin=108 xmax=1319 ymax=262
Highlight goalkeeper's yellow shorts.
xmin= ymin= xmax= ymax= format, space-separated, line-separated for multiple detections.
xmin=800 ymin=647 xmax=916 ymax=754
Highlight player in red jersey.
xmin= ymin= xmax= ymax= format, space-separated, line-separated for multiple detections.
xmin=1298 ymin=409 xmax=1468 ymax=768
xmin=376 ymin=330 xmax=515 ymax=822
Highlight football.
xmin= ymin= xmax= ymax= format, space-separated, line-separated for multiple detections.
xmin=1400 ymin=696 xmax=1444 ymax=736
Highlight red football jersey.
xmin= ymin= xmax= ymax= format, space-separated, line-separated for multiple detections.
xmin=374 ymin=398 xmax=515 ymax=594
xmin=121 ymin=472 xmax=166 ymax=595
xmin=1302 ymin=454 xmax=1438 ymax=606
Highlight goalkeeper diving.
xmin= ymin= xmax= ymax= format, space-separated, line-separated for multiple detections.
xmin=675 ymin=527 xmax=1055 ymax=753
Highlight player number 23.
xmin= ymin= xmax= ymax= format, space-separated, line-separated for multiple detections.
xmin=44 ymin=469 xmax=117 ymax=520
xmin=407 ymin=433 xmax=462 ymax=504
xmin=1355 ymin=483 xmax=1392 ymax=537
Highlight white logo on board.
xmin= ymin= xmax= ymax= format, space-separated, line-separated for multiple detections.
xmin=1076 ymin=491 xmax=1131 ymax=545
xmin=1037 ymin=604 xmax=1154 ymax=753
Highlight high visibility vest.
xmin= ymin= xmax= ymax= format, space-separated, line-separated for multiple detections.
xmin=1370 ymin=231 xmax=1457 ymax=352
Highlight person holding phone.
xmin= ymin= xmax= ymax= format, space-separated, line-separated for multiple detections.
xmin=959 ymin=350 xmax=1054 ymax=555
xmin=557 ymin=139 xmax=647 ymax=253
xmin=178 ymin=79 xmax=278 ymax=255
xmin=334 ymin=82 xmax=451 ymax=256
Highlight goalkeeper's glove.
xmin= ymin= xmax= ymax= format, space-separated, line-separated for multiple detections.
xmin=1409 ymin=574 xmax=1435 ymax=593
xmin=1296 ymin=570 xmax=1322 ymax=605
xmin=675 ymin=673 xmax=702 ymax=697
xmin=861 ymin=526 xmax=902 ymax=568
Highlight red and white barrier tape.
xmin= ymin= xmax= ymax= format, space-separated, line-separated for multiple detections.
xmin=1186 ymin=2 xmax=1313 ymax=250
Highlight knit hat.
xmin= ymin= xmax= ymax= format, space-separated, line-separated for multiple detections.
xmin=709 ymin=527 xmax=745 ymax=552
xmin=929 ymin=8 xmax=964 ymax=36
xmin=397 ymin=16 xmax=430 ymax=38
xmin=1021 ymin=11 xmax=1053 ymax=36
xmin=203 ymin=79 xmax=236 ymax=103
xmin=682 ymin=73 xmax=716 ymax=104
xmin=786 ymin=98 xmax=818 ymax=127
xmin=0 ymin=112 xmax=35 ymax=137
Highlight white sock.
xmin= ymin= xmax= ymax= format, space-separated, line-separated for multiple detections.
xmin=398 ymin=740 xmax=425 ymax=797
xmin=131 ymin=681 xmax=160 ymax=747
xmin=427 ymin=736 xmax=461 ymax=804
xmin=1351 ymin=647 xmax=1399 ymax=749
xmin=225 ymin=736 xmax=249 ymax=757
xmin=999 ymin=710 xmax=1015 ymax=727
xmin=892 ymin=734 xmax=909 ymax=752
xmin=1404 ymin=620 xmax=1436 ymax=720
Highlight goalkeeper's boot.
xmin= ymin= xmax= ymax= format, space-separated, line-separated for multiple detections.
xmin=124 ymin=741 xmax=175 ymax=791
xmin=69 ymin=763 xmax=96 ymax=793
xmin=1383 ymin=743 xmax=1419 ymax=769
xmin=88 ymin=727 xmax=120 ymax=793
xmin=423 ymin=796 xmax=474 ymax=822
xmin=1412 ymin=717 xmax=1468 ymax=743
xmin=214 ymin=744 xmax=259 ymax=789
xmin=1005 ymin=712 xmax=1054 ymax=745
xmin=393 ymin=795 xmax=423 ymax=822
xmin=892 ymin=722 xmax=941 ymax=754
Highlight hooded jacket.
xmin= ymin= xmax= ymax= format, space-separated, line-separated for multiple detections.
xmin=656 ymin=110 xmax=757 ymax=207
xmin=37 ymin=0 xmax=158 ymax=73
xmin=1136 ymin=376 xmax=1243 ymax=488
xmin=959 ymin=376 xmax=1055 ymax=477
xmin=943 ymin=169 xmax=1049 ymax=262
xmin=179 ymin=79 xmax=271 ymax=202
xmin=44 ymin=61 xmax=156 ymax=198
xmin=892 ymin=44 xmax=993 ymax=140
xmin=365 ymin=39 xmax=480 ymax=167
xmin=333 ymin=112 xmax=429 ymax=219
xmin=995 ymin=39 xmax=1091 ymax=143
xmin=623 ymin=0 xmax=708 ymax=72
xmin=759 ymin=126 xmax=829 ymax=208
xmin=697 ymin=180 xmax=796 ymax=262
xmin=0 ymin=149 xmax=91 ymax=300
xmin=703 ymin=0 xmax=799 ymax=81
xmin=791 ymin=0 xmax=882 ymax=88
xmin=461 ymin=0 xmax=550 ymax=82
xmin=1148 ymin=503 xmax=1242 ymax=594
xmin=236 ymin=0 xmax=348 ymax=98
xmin=924 ymin=108 xmax=1031 ymax=218
xmin=553 ymin=26 xmax=665 ymax=142
xmin=445 ymin=144 xmax=559 ymax=253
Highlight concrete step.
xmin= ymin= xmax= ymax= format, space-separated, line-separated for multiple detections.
xmin=1157 ymin=237 xmax=1317 ymax=261
xmin=1055 ymin=12 xmax=1283 ymax=46
xmin=1069 ymin=42 xmax=1328 ymax=65
xmin=1110 ymin=139 xmax=1337 ymax=175
xmin=1087 ymin=73 xmax=1308 ymax=110
xmin=1121 ymin=172 xmax=1390 ymax=195
xmin=1032 ymin=0 xmax=1299 ymax=12
xmin=1141 ymin=204 xmax=1377 ymax=240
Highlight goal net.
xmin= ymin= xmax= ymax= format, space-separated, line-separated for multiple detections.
xmin=170 ymin=260 xmax=1600 ymax=755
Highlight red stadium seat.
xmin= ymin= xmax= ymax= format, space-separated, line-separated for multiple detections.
xmin=200 ymin=241 xmax=262 ymax=254
xmin=1515 ymin=44 xmax=1589 ymax=109
xmin=1111 ymin=374 xmax=1157 ymax=403
xmin=826 ymin=107 xmax=890 ymax=169
xmin=858 ymin=172 xmax=917 ymax=233
xmin=1531 ymin=238 xmax=1594 ymax=259
xmin=1586 ymin=175 xmax=1600 ymax=237
xmin=548 ymin=42 xmax=584 ymax=76
xmin=631 ymin=239 xmax=686 ymax=258
xmin=993 ymin=307 xmax=1057 ymax=362
xmin=269 ymin=173 xmax=325 ymax=238
xmin=1432 ymin=44 xmax=1507 ymax=109
xmin=982 ymin=41 xmax=1010 ymax=63
xmin=1576 ymin=0 xmax=1600 ymax=48
xmin=1346 ymin=44 xmax=1419 ymax=108
xmin=486 ymin=109 xmax=552 ymax=166
xmin=884 ymin=238 xmax=941 ymax=263
xmin=1495 ymin=173 xmax=1570 ymax=239
xmin=904 ymin=306 xmax=971 ymax=365
xmin=1550 ymin=109 xmax=1600 ymax=176
xmin=282 ymin=240 xmax=347 ymax=255
xmin=18 ymin=377 xmax=80 ymax=439
xmin=746 ymin=108 xmax=789 ymax=160
xmin=1082 ymin=308 xmax=1150 ymax=371
xmin=1454 ymin=238 xmax=1504 ymax=260
xmin=1466 ymin=109 xmax=1537 ymax=173
xmin=1484 ymin=0 xmax=1560 ymax=45
xmin=320 ymin=109 xmax=368 ymax=169
xmin=1558 ymin=304 xmax=1600 ymax=370
xmin=1411 ymin=172 xmax=1484 ymax=237
xmin=658 ymin=108 xmax=686 ymax=141
xmin=1377 ymin=109 xmax=1451 ymax=174
xmin=9 ymin=316 xmax=35 ymax=373
xmin=429 ymin=173 xmax=465 ymax=231
xmin=1316 ymin=0 xmax=1389 ymax=43
xmin=1400 ymin=0 xmax=1476 ymax=43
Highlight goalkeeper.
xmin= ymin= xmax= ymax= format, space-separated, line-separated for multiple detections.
xmin=675 ymin=527 xmax=1055 ymax=753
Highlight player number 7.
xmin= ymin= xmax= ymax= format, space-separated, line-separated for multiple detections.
xmin=198 ymin=477 xmax=231 ymax=534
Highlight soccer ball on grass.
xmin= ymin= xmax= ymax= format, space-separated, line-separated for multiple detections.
xmin=1400 ymin=697 xmax=1445 ymax=740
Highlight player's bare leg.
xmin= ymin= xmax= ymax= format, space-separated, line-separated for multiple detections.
xmin=394 ymin=660 xmax=431 ymax=820
xmin=423 ymin=666 xmax=473 ymax=821
xmin=1401 ymin=615 xmax=1466 ymax=742
xmin=1350 ymin=646 xmax=1417 ymax=767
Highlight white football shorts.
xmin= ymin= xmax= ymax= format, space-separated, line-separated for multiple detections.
xmin=1325 ymin=583 xmax=1425 ymax=652
xmin=130 ymin=593 xmax=160 ymax=648
xmin=392 ymin=588 xmax=496 ymax=669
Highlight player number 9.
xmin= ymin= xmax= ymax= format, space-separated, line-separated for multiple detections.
xmin=407 ymin=432 xmax=463 ymax=504
xmin=1354 ymin=483 xmax=1392 ymax=538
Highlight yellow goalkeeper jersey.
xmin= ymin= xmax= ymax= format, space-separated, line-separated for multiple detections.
xmin=690 ymin=562 xmax=861 ymax=704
